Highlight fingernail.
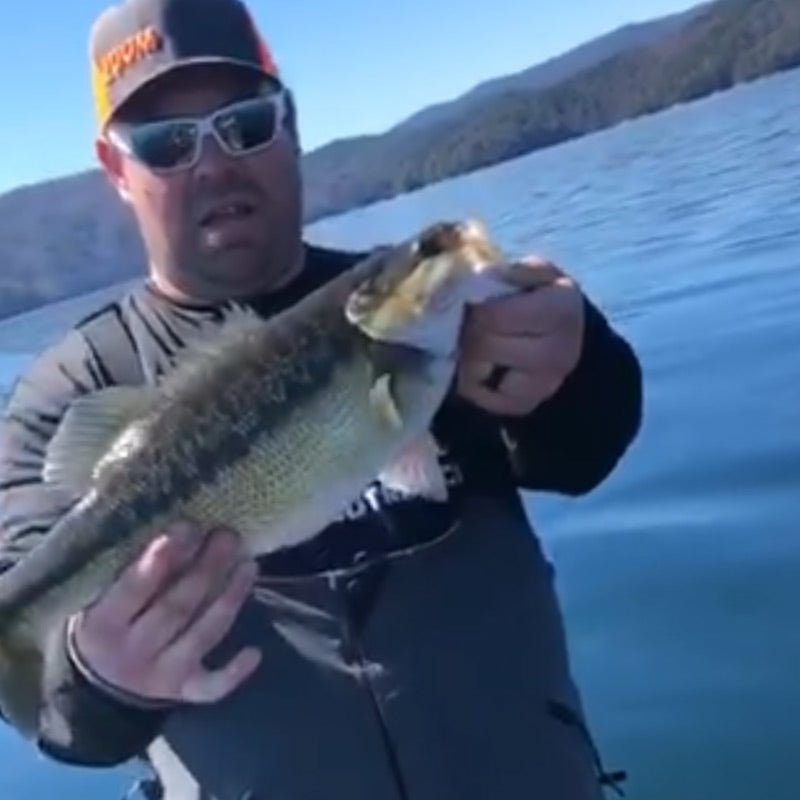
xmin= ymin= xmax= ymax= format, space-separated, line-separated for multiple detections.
xmin=239 ymin=559 xmax=258 ymax=581
xmin=212 ymin=527 xmax=241 ymax=549
xmin=167 ymin=519 xmax=199 ymax=547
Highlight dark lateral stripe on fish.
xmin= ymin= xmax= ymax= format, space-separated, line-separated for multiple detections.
xmin=0 ymin=307 xmax=362 ymax=619
xmin=112 ymin=319 xmax=354 ymax=523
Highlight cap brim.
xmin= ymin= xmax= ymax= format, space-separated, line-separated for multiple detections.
xmin=106 ymin=56 xmax=278 ymax=126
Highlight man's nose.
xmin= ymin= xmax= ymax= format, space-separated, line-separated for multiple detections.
xmin=193 ymin=131 xmax=235 ymax=179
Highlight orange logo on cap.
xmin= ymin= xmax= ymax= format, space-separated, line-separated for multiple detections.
xmin=96 ymin=26 xmax=163 ymax=84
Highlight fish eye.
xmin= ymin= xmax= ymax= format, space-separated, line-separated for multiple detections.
xmin=417 ymin=222 xmax=462 ymax=259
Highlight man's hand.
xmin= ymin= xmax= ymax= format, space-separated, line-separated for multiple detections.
xmin=456 ymin=256 xmax=585 ymax=416
xmin=69 ymin=521 xmax=260 ymax=706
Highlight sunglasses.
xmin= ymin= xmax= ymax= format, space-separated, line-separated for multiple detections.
xmin=107 ymin=90 xmax=287 ymax=173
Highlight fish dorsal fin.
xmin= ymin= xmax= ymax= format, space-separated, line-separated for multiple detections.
xmin=184 ymin=302 xmax=264 ymax=360
xmin=157 ymin=302 xmax=267 ymax=397
xmin=43 ymin=386 xmax=156 ymax=496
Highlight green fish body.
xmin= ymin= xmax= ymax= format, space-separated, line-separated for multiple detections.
xmin=0 ymin=219 xmax=528 ymax=735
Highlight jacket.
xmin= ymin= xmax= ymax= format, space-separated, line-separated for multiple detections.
xmin=0 ymin=243 xmax=642 ymax=799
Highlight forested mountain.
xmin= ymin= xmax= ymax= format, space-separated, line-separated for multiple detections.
xmin=388 ymin=2 xmax=711 ymax=134
xmin=302 ymin=0 xmax=800 ymax=219
xmin=0 ymin=0 xmax=797 ymax=319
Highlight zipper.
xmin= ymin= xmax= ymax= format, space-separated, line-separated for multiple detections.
xmin=333 ymin=570 xmax=409 ymax=800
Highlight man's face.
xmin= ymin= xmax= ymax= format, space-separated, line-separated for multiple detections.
xmin=99 ymin=64 xmax=304 ymax=302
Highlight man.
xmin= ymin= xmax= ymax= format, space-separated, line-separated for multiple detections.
xmin=0 ymin=0 xmax=642 ymax=797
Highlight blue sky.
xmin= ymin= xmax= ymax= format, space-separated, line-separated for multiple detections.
xmin=0 ymin=0 xmax=701 ymax=194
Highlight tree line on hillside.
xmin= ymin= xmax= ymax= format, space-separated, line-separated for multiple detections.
xmin=0 ymin=0 xmax=798 ymax=322
xmin=301 ymin=0 xmax=800 ymax=221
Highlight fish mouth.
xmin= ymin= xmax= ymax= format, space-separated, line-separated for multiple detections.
xmin=344 ymin=217 xmax=505 ymax=351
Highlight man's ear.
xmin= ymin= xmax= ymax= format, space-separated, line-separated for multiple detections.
xmin=95 ymin=136 xmax=132 ymax=204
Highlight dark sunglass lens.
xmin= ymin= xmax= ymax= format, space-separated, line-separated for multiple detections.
xmin=214 ymin=98 xmax=278 ymax=152
xmin=131 ymin=121 xmax=198 ymax=169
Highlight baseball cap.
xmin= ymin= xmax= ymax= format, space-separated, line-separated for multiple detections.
xmin=89 ymin=0 xmax=280 ymax=133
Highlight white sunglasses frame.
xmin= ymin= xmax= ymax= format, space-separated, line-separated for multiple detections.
xmin=106 ymin=89 xmax=287 ymax=173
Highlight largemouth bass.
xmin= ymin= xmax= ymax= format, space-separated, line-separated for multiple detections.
xmin=0 ymin=218 xmax=533 ymax=734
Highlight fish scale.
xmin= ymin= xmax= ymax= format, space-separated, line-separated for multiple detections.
xmin=182 ymin=354 xmax=390 ymax=555
xmin=0 ymin=218 xmax=534 ymax=739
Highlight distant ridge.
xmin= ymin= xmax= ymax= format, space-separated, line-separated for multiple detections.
xmin=0 ymin=0 xmax=798 ymax=320
xmin=390 ymin=2 xmax=712 ymax=134
xmin=301 ymin=0 xmax=800 ymax=220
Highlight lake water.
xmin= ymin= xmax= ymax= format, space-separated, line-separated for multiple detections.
xmin=1 ymin=67 xmax=799 ymax=799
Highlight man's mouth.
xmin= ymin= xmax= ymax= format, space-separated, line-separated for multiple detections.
xmin=199 ymin=200 xmax=256 ymax=227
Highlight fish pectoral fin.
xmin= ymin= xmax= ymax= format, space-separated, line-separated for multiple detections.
xmin=0 ymin=623 xmax=45 ymax=739
xmin=369 ymin=373 xmax=403 ymax=430
xmin=43 ymin=386 xmax=155 ymax=495
xmin=378 ymin=432 xmax=448 ymax=501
